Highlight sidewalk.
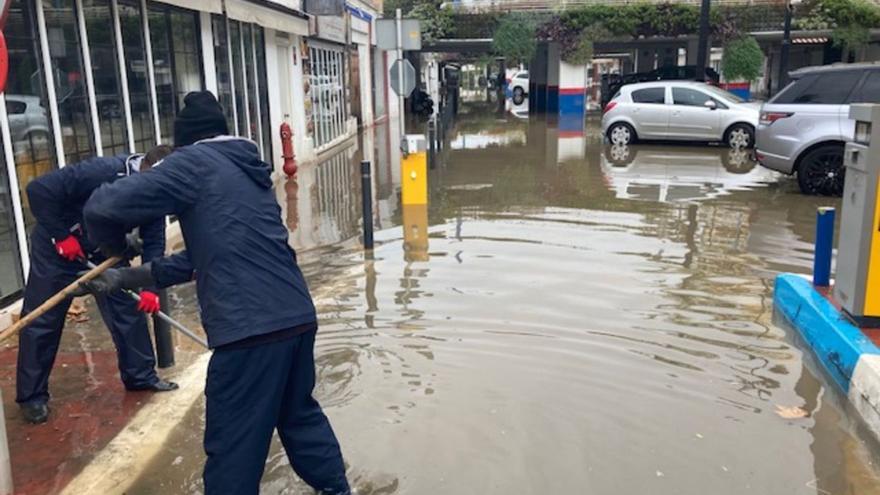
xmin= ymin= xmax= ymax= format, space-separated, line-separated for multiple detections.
xmin=0 ymin=297 xmax=204 ymax=494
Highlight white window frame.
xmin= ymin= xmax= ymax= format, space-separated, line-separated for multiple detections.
xmin=75 ymin=0 xmax=105 ymax=157
xmin=0 ymin=96 xmax=32 ymax=276
xmin=35 ymin=0 xmax=66 ymax=167
xmin=111 ymin=0 xmax=137 ymax=152
xmin=141 ymin=0 xmax=162 ymax=146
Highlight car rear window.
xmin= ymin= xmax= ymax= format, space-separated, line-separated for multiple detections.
xmin=5 ymin=101 xmax=25 ymax=115
xmin=850 ymin=70 xmax=880 ymax=104
xmin=773 ymin=71 xmax=862 ymax=104
xmin=631 ymin=87 xmax=665 ymax=104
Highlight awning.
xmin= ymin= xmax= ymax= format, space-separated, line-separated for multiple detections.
xmin=226 ymin=0 xmax=309 ymax=36
xmin=151 ymin=0 xmax=222 ymax=14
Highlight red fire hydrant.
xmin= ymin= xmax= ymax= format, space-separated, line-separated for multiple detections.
xmin=280 ymin=122 xmax=297 ymax=177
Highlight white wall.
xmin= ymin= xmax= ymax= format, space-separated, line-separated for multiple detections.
xmin=358 ymin=43 xmax=375 ymax=126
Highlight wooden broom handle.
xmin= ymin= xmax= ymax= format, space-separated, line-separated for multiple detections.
xmin=0 ymin=256 xmax=122 ymax=343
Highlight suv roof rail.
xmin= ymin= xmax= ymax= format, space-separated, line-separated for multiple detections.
xmin=791 ymin=62 xmax=880 ymax=77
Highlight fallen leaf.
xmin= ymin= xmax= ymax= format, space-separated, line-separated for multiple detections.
xmin=67 ymin=302 xmax=87 ymax=316
xmin=775 ymin=404 xmax=808 ymax=419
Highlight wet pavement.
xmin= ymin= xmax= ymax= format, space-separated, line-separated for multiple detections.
xmin=18 ymin=100 xmax=880 ymax=494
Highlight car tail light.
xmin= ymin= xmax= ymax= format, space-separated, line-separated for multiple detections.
xmin=603 ymin=101 xmax=617 ymax=114
xmin=760 ymin=111 xmax=793 ymax=125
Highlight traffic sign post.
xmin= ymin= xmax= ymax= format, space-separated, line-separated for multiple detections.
xmin=390 ymin=59 xmax=416 ymax=97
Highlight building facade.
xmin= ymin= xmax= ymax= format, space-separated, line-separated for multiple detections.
xmin=0 ymin=0 xmax=388 ymax=312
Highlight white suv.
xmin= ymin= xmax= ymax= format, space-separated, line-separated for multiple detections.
xmin=602 ymin=81 xmax=760 ymax=148
xmin=756 ymin=63 xmax=880 ymax=195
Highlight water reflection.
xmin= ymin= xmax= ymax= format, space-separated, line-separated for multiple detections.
xmin=126 ymin=109 xmax=878 ymax=494
xmin=600 ymin=143 xmax=777 ymax=202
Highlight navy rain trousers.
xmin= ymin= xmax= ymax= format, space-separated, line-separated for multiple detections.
xmin=203 ymin=328 xmax=349 ymax=495
xmin=16 ymin=231 xmax=159 ymax=406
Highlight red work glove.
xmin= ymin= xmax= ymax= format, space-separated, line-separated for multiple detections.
xmin=55 ymin=235 xmax=85 ymax=262
xmin=137 ymin=290 xmax=161 ymax=313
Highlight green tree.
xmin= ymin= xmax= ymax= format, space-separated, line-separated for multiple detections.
xmin=492 ymin=14 xmax=537 ymax=64
xmin=721 ymin=36 xmax=764 ymax=82
xmin=409 ymin=1 xmax=454 ymax=42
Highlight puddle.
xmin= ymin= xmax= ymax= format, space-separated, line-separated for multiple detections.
xmin=124 ymin=107 xmax=880 ymax=494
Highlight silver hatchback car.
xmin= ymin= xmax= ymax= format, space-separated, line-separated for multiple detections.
xmin=755 ymin=63 xmax=880 ymax=195
xmin=602 ymin=81 xmax=761 ymax=148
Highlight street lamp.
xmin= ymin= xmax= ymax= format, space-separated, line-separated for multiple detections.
xmin=777 ymin=0 xmax=802 ymax=94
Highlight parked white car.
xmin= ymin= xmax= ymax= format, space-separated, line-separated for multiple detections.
xmin=601 ymin=81 xmax=760 ymax=148
xmin=756 ymin=63 xmax=880 ymax=196
xmin=509 ymin=71 xmax=529 ymax=104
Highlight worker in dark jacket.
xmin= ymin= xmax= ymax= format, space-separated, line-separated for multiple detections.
xmin=17 ymin=147 xmax=179 ymax=424
xmin=81 ymin=91 xmax=350 ymax=494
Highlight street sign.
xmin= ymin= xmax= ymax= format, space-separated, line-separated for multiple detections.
xmin=390 ymin=59 xmax=416 ymax=97
xmin=376 ymin=19 xmax=421 ymax=51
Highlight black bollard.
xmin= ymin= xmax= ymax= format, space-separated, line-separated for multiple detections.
xmin=428 ymin=118 xmax=437 ymax=169
xmin=361 ymin=161 xmax=374 ymax=250
xmin=152 ymin=289 xmax=175 ymax=368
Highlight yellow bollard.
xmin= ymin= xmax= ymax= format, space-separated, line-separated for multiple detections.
xmin=401 ymin=151 xmax=427 ymax=205
xmin=402 ymin=203 xmax=428 ymax=262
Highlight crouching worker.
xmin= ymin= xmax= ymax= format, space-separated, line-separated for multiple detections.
xmin=80 ymin=91 xmax=350 ymax=494
xmin=17 ymin=147 xmax=179 ymax=424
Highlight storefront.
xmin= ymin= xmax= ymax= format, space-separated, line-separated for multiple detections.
xmin=0 ymin=0 xmax=322 ymax=311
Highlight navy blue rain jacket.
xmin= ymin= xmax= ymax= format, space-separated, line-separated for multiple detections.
xmin=27 ymin=154 xmax=165 ymax=265
xmin=84 ymin=137 xmax=316 ymax=348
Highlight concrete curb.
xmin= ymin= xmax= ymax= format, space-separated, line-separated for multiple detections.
xmin=59 ymin=352 xmax=211 ymax=495
xmin=774 ymin=273 xmax=880 ymax=439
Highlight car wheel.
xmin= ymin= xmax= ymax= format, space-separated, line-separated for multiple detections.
xmin=607 ymin=122 xmax=636 ymax=145
xmin=721 ymin=147 xmax=756 ymax=174
xmin=725 ymin=123 xmax=754 ymax=149
xmin=797 ymin=144 xmax=845 ymax=196
xmin=512 ymin=87 xmax=525 ymax=105
xmin=24 ymin=130 xmax=50 ymax=146
xmin=604 ymin=144 xmax=636 ymax=167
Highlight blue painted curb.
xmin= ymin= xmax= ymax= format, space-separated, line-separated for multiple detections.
xmin=774 ymin=273 xmax=880 ymax=392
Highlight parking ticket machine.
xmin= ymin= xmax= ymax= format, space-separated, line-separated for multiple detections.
xmin=835 ymin=104 xmax=880 ymax=326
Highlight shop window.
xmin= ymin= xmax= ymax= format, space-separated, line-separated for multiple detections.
xmin=211 ymin=15 xmax=235 ymax=134
xmin=228 ymin=21 xmax=246 ymax=139
xmin=6 ymin=0 xmax=58 ymax=232
xmin=117 ymin=0 xmax=155 ymax=151
xmin=0 ymin=140 xmax=25 ymax=305
xmin=255 ymin=28 xmax=272 ymax=161
xmin=43 ymin=0 xmax=97 ymax=165
xmin=308 ymin=44 xmax=348 ymax=148
xmin=214 ymin=19 xmax=272 ymax=160
xmin=148 ymin=3 xmax=202 ymax=145
xmin=83 ymin=0 xmax=129 ymax=156
xmin=242 ymin=24 xmax=259 ymax=144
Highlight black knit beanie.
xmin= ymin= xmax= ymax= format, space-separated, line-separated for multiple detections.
xmin=174 ymin=91 xmax=229 ymax=147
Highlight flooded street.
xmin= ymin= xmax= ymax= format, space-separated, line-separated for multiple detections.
xmin=128 ymin=101 xmax=880 ymax=494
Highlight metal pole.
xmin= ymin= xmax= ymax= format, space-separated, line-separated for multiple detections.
xmin=695 ymin=0 xmax=711 ymax=80
xmin=814 ymin=207 xmax=835 ymax=287
xmin=152 ymin=289 xmax=175 ymax=368
xmin=778 ymin=2 xmax=793 ymax=95
xmin=84 ymin=261 xmax=209 ymax=348
xmin=396 ymin=8 xmax=407 ymax=153
xmin=0 ymin=391 xmax=11 ymax=495
xmin=361 ymin=161 xmax=374 ymax=250
xmin=428 ymin=118 xmax=436 ymax=169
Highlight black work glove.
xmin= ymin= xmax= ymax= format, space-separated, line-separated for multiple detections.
xmin=98 ymin=231 xmax=144 ymax=260
xmin=72 ymin=263 xmax=155 ymax=296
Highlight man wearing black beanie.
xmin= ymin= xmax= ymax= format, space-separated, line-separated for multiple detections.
xmin=81 ymin=91 xmax=351 ymax=494
xmin=173 ymin=91 xmax=229 ymax=147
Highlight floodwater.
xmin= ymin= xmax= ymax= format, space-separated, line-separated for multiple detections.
xmin=127 ymin=100 xmax=880 ymax=494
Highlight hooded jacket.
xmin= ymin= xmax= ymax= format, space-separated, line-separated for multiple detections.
xmin=84 ymin=137 xmax=316 ymax=348
xmin=27 ymin=154 xmax=165 ymax=264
